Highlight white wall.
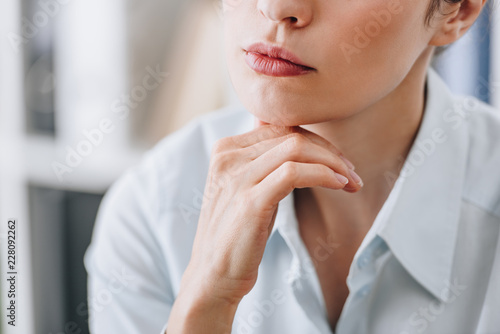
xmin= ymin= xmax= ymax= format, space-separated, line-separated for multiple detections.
xmin=1 ymin=0 xmax=35 ymax=332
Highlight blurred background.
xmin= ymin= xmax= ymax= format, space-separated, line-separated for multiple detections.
xmin=0 ymin=0 xmax=499 ymax=333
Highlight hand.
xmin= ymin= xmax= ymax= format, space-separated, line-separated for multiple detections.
xmin=167 ymin=118 xmax=362 ymax=333
xmin=184 ymin=118 xmax=361 ymax=298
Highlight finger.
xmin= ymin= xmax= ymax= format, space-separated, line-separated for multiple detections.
xmin=242 ymin=132 xmax=345 ymax=163
xmin=238 ymin=128 xmax=362 ymax=190
xmin=232 ymin=124 xmax=298 ymax=148
xmin=210 ymin=118 xmax=273 ymax=154
xmin=246 ymin=134 xmax=363 ymax=190
xmin=252 ymin=162 xmax=349 ymax=210
xmin=254 ymin=117 xmax=269 ymax=129
xmin=240 ymin=120 xmax=355 ymax=171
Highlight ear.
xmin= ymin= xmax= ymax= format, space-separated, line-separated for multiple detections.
xmin=429 ymin=0 xmax=487 ymax=46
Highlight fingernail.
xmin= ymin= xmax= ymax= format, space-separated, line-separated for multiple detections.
xmin=335 ymin=173 xmax=349 ymax=185
xmin=349 ymin=169 xmax=363 ymax=187
xmin=340 ymin=155 xmax=355 ymax=170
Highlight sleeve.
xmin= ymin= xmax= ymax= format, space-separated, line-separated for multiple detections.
xmin=84 ymin=160 xmax=174 ymax=334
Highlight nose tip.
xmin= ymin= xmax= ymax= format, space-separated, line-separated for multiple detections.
xmin=257 ymin=0 xmax=313 ymax=28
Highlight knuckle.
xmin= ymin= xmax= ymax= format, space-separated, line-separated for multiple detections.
xmin=212 ymin=137 xmax=233 ymax=155
xmin=280 ymin=161 xmax=298 ymax=181
xmin=322 ymin=168 xmax=340 ymax=188
xmin=246 ymin=189 xmax=274 ymax=217
xmin=210 ymin=150 xmax=233 ymax=174
xmin=282 ymin=134 xmax=306 ymax=157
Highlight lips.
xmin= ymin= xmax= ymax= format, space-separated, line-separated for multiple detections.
xmin=243 ymin=43 xmax=315 ymax=77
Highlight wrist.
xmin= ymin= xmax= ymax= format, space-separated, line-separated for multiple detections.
xmin=182 ymin=261 xmax=250 ymax=306
xmin=168 ymin=285 xmax=240 ymax=333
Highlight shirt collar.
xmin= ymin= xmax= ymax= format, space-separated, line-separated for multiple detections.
xmin=379 ymin=67 xmax=470 ymax=302
xmin=269 ymin=67 xmax=470 ymax=303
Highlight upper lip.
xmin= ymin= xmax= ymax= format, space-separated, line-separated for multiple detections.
xmin=244 ymin=42 xmax=315 ymax=69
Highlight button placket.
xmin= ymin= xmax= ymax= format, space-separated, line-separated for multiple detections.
xmin=292 ymin=267 xmax=334 ymax=334
xmin=350 ymin=237 xmax=389 ymax=299
xmin=337 ymin=237 xmax=390 ymax=333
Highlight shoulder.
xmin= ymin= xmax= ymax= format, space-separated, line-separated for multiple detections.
xmin=457 ymin=95 xmax=500 ymax=219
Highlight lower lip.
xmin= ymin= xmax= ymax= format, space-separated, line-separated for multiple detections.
xmin=244 ymin=51 xmax=314 ymax=77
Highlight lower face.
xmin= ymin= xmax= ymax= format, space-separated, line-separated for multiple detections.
xmin=223 ymin=0 xmax=435 ymax=126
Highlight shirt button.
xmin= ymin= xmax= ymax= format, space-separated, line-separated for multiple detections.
xmin=357 ymin=255 xmax=370 ymax=269
xmin=357 ymin=285 xmax=371 ymax=297
xmin=372 ymin=246 xmax=384 ymax=258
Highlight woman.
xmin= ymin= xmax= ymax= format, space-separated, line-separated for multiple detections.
xmin=85 ymin=0 xmax=500 ymax=333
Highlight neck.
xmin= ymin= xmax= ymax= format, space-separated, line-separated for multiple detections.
xmin=296 ymin=47 xmax=434 ymax=231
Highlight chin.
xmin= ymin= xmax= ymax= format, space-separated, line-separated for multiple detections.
xmin=241 ymin=90 xmax=357 ymax=126
xmin=232 ymin=78 xmax=359 ymax=127
xmin=243 ymin=99 xmax=342 ymax=126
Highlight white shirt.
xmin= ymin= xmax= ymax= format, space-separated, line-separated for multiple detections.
xmin=84 ymin=68 xmax=500 ymax=334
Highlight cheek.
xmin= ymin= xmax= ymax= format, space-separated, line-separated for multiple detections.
xmin=323 ymin=0 xmax=414 ymax=70
xmin=319 ymin=0 xmax=428 ymax=99
xmin=223 ymin=2 xmax=254 ymax=69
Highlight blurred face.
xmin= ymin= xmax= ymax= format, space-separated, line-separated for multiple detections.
xmin=223 ymin=0 xmax=436 ymax=126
